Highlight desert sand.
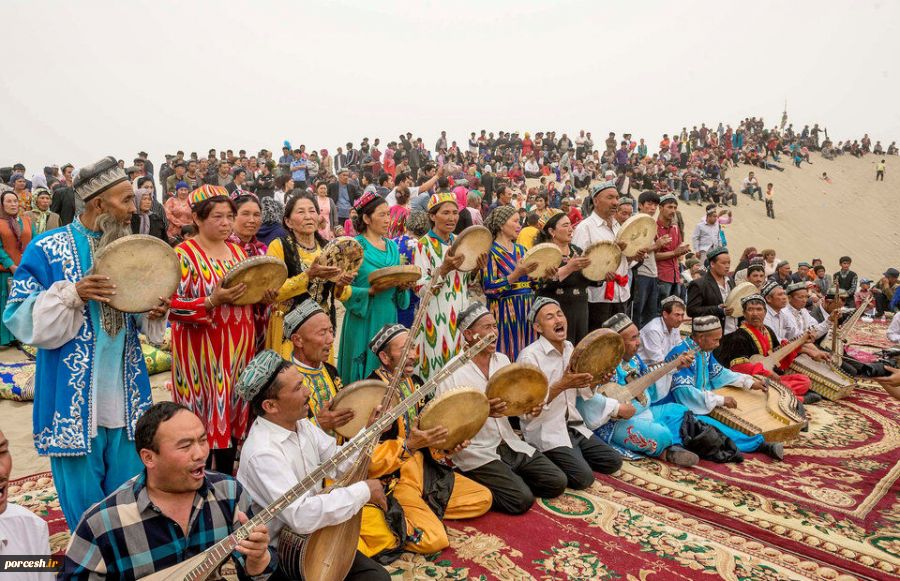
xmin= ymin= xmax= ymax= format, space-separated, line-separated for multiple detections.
xmin=1 ymin=151 xmax=897 ymax=480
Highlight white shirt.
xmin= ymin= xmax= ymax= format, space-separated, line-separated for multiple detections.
xmin=435 ymin=351 xmax=535 ymax=471
xmin=787 ymin=304 xmax=829 ymax=339
xmin=638 ymin=316 xmax=682 ymax=364
xmin=0 ymin=503 xmax=53 ymax=581
xmin=517 ymin=336 xmax=593 ymax=451
xmin=571 ymin=211 xmax=631 ymax=304
xmin=888 ymin=312 xmax=900 ymax=343
xmin=524 ymin=160 xmax=540 ymax=174
xmin=236 ymin=416 xmax=370 ymax=543
xmin=690 ymin=220 xmax=721 ymax=255
xmin=765 ymin=304 xmax=803 ymax=342
xmin=385 ymin=185 xmax=420 ymax=207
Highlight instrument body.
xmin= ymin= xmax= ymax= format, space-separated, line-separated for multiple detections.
xmin=615 ymin=213 xmax=656 ymax=258
xmin=367 ymin=265 xmax=421 ymax=288
xmin=222 ymin=256 xmax=288 ymax=306
xmin=92 ymin=234 xmax=181 ymax=313
xmin=315 ymin=236 xmax=364 ymax=281
xmin=597 ymin=355 xmax=687 ymax=406
xmin=724 ymin=281 xmax=758 ymax=318
xmin=789 ymin=353 xmax=856 ymax=400
xmin=448 ymin=225 xmax=492 ymax=272
xmin=329 ymin=379 xmax=396 ymax=439
xmin=485 ymin=362 xmax=548 ymax=416
xmin=569 ymin=328 xmax=625 ymax=382
xmin=418 ymin=387 xmax=490 ymax=450
xmin=521 ymin=243 xmax=562 ymax=278
xmin=829 ymin=294 xmax=873 ymax=367
xmin=581 ymin=241 xmax=622 ymax=281
xmin=710 ymin=377 xmax=806 ymax=442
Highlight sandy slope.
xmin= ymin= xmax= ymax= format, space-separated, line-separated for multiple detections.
xmin=2 ymin=153 xmax=896 ymax=479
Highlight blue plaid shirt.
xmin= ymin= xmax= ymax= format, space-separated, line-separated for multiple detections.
xmin=60 ymin=470 xmax=276 ymax=581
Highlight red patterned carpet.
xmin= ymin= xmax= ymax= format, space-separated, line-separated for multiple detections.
xmin=9 ymin=383 xmax=899 ymax=580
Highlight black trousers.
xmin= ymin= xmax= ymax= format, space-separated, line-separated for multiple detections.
xmin=543 ymin=428 xmax=623 ymax=489
xmin=461 ymin=443 xmax=567 ymax=515
xmin=271 ymin=549 xmax=389 ymax=581
xmin=588 ymin=301 xmax=627 ymax=332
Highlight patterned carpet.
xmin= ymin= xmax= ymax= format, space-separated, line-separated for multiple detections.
xmin=9 ymin=383 xmax=899 ymax=580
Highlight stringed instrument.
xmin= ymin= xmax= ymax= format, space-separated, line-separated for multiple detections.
xmin=299 ymin=270 xmax=446 ymax=581
xmin=597 ymin=350 xmax=694 ymax=406
xmin=829 ymin=294 xmax=873 ymax=367
xmin=140 ymin=332 xmax=496 ymax=581
xmin=710 ymin=375 xmax=807 ymax=442
xmin=748 ymin=330 xmax=811 ymax=372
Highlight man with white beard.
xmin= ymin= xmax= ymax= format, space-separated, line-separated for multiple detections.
xmin=3 ymin=156 xmax=168 ymax=529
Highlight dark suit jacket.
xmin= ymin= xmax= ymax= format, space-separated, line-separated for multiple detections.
xmin=327 ymin=181 xmax=360 ymax=215
xmin=49 ymin=185 xmax=77 ymax=226
xmin=686 ymin=271 xmax=727 ymax=324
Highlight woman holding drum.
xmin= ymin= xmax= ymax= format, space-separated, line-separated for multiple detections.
xmin=265 ymin=193 xmax=352 ymax=361
xmin=482 ymin=205 xmax=539 ymax=361
xmin=169 ymin=185 xmax=271 ymax=475
xmin=336 ymin=191 xmax=412 ymax=383
xmin=227 ymin=194 xmax=266 ymax=257
xmin=533 ymin=209 xmax=593 ymax=344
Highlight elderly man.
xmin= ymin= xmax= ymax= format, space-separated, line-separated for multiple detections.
xmin=62 ymin=403 xmax=275 ymax=580
xmin=517 ymin=298 xmax=622 ymax=489
xmin=785 ymin=282 xmax=831 ymax=340
xmin=3 ymin=156 xmax=166 ymax=529
xmin=572 ymin=181 xmax=646 ymax=329
xmin=0 ymin=429 xmax=53 ymax=581
xmin=873 ymin=267 xmax=900 ymax=317
xmin=762 ymin=281 xmax=828 ymax=362
xmin=769 ymin=260 xmax=792 ymax=287
xmin=639 ymin=295 xmax=686 ymax=365
xmin=436 ymin=302 xmax=567 ymax=515
xmin=715 ymin=292 xmax=818 ymax=404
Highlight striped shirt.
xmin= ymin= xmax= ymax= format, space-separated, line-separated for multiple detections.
xmin=61 ymin=471 xmax=275 ymax=581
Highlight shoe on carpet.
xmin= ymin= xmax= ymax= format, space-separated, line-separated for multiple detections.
xmin=664 ymin=445 xmax=699 ymax=467
xmin=759 ymin=442 xmax=785 ymax=461
xmin=803 ymin=391 xmax=824 ymax=405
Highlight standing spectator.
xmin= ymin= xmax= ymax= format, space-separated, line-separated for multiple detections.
xmin=764 ymin=183 xmax=776 ymax=219
xmin=876 ymin=159 xmax=886 ymax=181
xmin=164 ymin=182 xmax=193 ymax=241
xmin=327 ymin=168 xmax=360 ymax=225
xmin=50 ymin=165 xmax=77 ymax=226
xmin=24 ymin=188 xmax=60 ymax=235
xmin=130 ymin=188 xmax=167 ymax=242
xmin=0 ymin=190 xmax=34 ymax=346
xmin=833 ymin=256 xmax=859 ymax=308
xmin=655 ymin=194 xmax=689 ymax=302
xmin=690 ymin=207 xmax=723 ymax=260
xmin=289 ymin=149 xmax=308 ymax=191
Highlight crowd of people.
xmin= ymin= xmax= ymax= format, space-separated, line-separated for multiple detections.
xmin=1 ymin=117 xmax=899 ymax=581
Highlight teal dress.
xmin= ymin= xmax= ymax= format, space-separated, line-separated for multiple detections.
xmin=337 ymin=235 xmax=411 ymax=383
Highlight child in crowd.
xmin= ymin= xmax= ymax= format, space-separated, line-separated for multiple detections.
xmin=765 ymin=183 xmax=775 ymax=219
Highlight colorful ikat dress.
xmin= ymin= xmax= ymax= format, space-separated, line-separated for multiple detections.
xmin=482 ymin=240 xmax=535 ymax=361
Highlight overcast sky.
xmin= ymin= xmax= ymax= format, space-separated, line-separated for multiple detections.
xmin=2 ymin=0 xmax=898 ymax=173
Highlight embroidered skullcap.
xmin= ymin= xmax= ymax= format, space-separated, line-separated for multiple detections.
xmin=484 ymin=205 xmax=516 ymax=237
xmin=825 ymin=288 xmax=849 ymax=299
xmin=234 ymin=349 xmax=288 ymax=402
xmin=353 ymin=190 xmax=382 ymax=212
xmin=706 ymin=246 xmax=729 ymax=263
xmin=746 ymin=264 xmax=765 ymax=276
xmin=692 ymin=315 xmax=721 ymax=333
xmin=760 ymin=280 xmax=780 ymax=298
xmin=369 ymin=323 xmax=408 ymax=355
xmin=189 ymin=184 xmax=229 ymax=208
xmin=528 ymin=296 xmax=560 ymax=326
xmin=740 ymin=293 xmax=765 ymax=307
xmin=459 ymin=301 xmax=491 ymax=331
xmin=590 ymin=180 xmax=617 ymax=198
xmin=658 ymin=193 xmax=678 ymax=205
xmin=602 ymin=313 xmax=634 ymax=333
xmin=283 ymin=295 xmax=325 ymax=340
xmin=660 ymin=295 xmax=685 ymax=308
xmin=73 ymin=156 xmax=128 ymax=202
xmin=749 ymin=256 xmax=765 ymax=266
xmin=786 ymin=282 xmax=807 ymax=295
xmin=427 ymin=191 xmax=457 ymax=212
xmin=538 ymin=209 xmax=565 ymax=232
xmin=798 ymin=261 xmax=811 ymax=268
xmin=776 ymin=260 xmax=789 ymax=269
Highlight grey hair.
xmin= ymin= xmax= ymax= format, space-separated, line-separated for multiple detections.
xmin=96 ymin=213 xmax=132 ymax=249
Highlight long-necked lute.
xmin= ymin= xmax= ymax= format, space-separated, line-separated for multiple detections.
xmin=597 ymin=350 xmax=694 ymax=405
xmin=749 ymin=330 xmax=811 ymax=372
xmin=140 ymin=332 xmax=495 ymax=581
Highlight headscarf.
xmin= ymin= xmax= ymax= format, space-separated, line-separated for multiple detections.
xmin=261 ymin=196 xmax=284 ymax=225
xmin=135 ymin=188 xmax=152 ymax=235
xmin=0 ymin=191 xmax=23 ymax=251
xmin=30 ymin=188 xmax=52 ymax=234
xmin=484 ymin=205 xmax=516 ymax=237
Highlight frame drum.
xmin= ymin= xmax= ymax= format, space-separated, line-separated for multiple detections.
xmin=448 ymin=225 xmax=492 ymax=272
xmin=92 ymin=234 xmax=181 ymax=313
xmin=485 ymin=362 xmax=549 ymax=416
xmin=569 ymin=328 xmax=625 ymax=383
xmin=222 ymin=256 xmax=288 ymax=306
xmin=418 ymin=388 xmax=490 ymax=450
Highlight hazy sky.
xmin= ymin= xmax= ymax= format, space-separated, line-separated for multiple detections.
xmin=3 ymin=0 xmax=898 ymax=173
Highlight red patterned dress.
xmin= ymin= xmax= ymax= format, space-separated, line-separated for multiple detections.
xmin=169 ymin=238 xmax=256 ymax=449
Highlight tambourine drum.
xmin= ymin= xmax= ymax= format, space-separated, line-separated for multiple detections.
xmin=316 ymin=236 xmax=364 ymax=282
xmin=222 ymin=256 xmax=288 ymax=306
xmin=92 ymin=234 xmax=180 ymax=313
xmin=448 ymin=225 xmax=492 ymax=272
xmin=329 ymin=379 xmax=396 ymax=439
xmin=368 ymin=265 xmax=421 ymax=288
xmin=581 ymin=241 xmax=622 ymax=281
xmin=521 ymin=243 xmax=563 ymax=278
xmin=616 ymin=213 xmax=657 ymax=258
xmin=485 ymin=362 xmax=549 ymax=416
xmin=724 ymin=281 xmax=758 ymax=319
xmin=570 ymin=328 xmax=625 ymax=383
xmin=418 ymin=388 xmax=490 ymax=450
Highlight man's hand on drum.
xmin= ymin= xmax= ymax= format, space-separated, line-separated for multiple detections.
xmin=316 ymin=399 xmax=355 ymax=432
xmin=448 ymin=439 xmax=471 ymax=455
xmin=522 ymin=403 xmax=544 ymax=418
xmin=551 ymin=371 xmax=594 ymax=399
xmin=406 ymin=423 xmax=449 ymax=452
xmin=487 ymin=397 xmax=508 ymax=418
xmin=75 ymin=274 xmax=117 ymax=303
xmin=208 ymin=281 xmax=246 ymax=307
xmin=147 ymin=297 xmax=171 ymax=320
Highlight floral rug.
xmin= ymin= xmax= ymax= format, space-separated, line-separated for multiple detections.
xmin=9 ymin=384 xmax=898 ymax=580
